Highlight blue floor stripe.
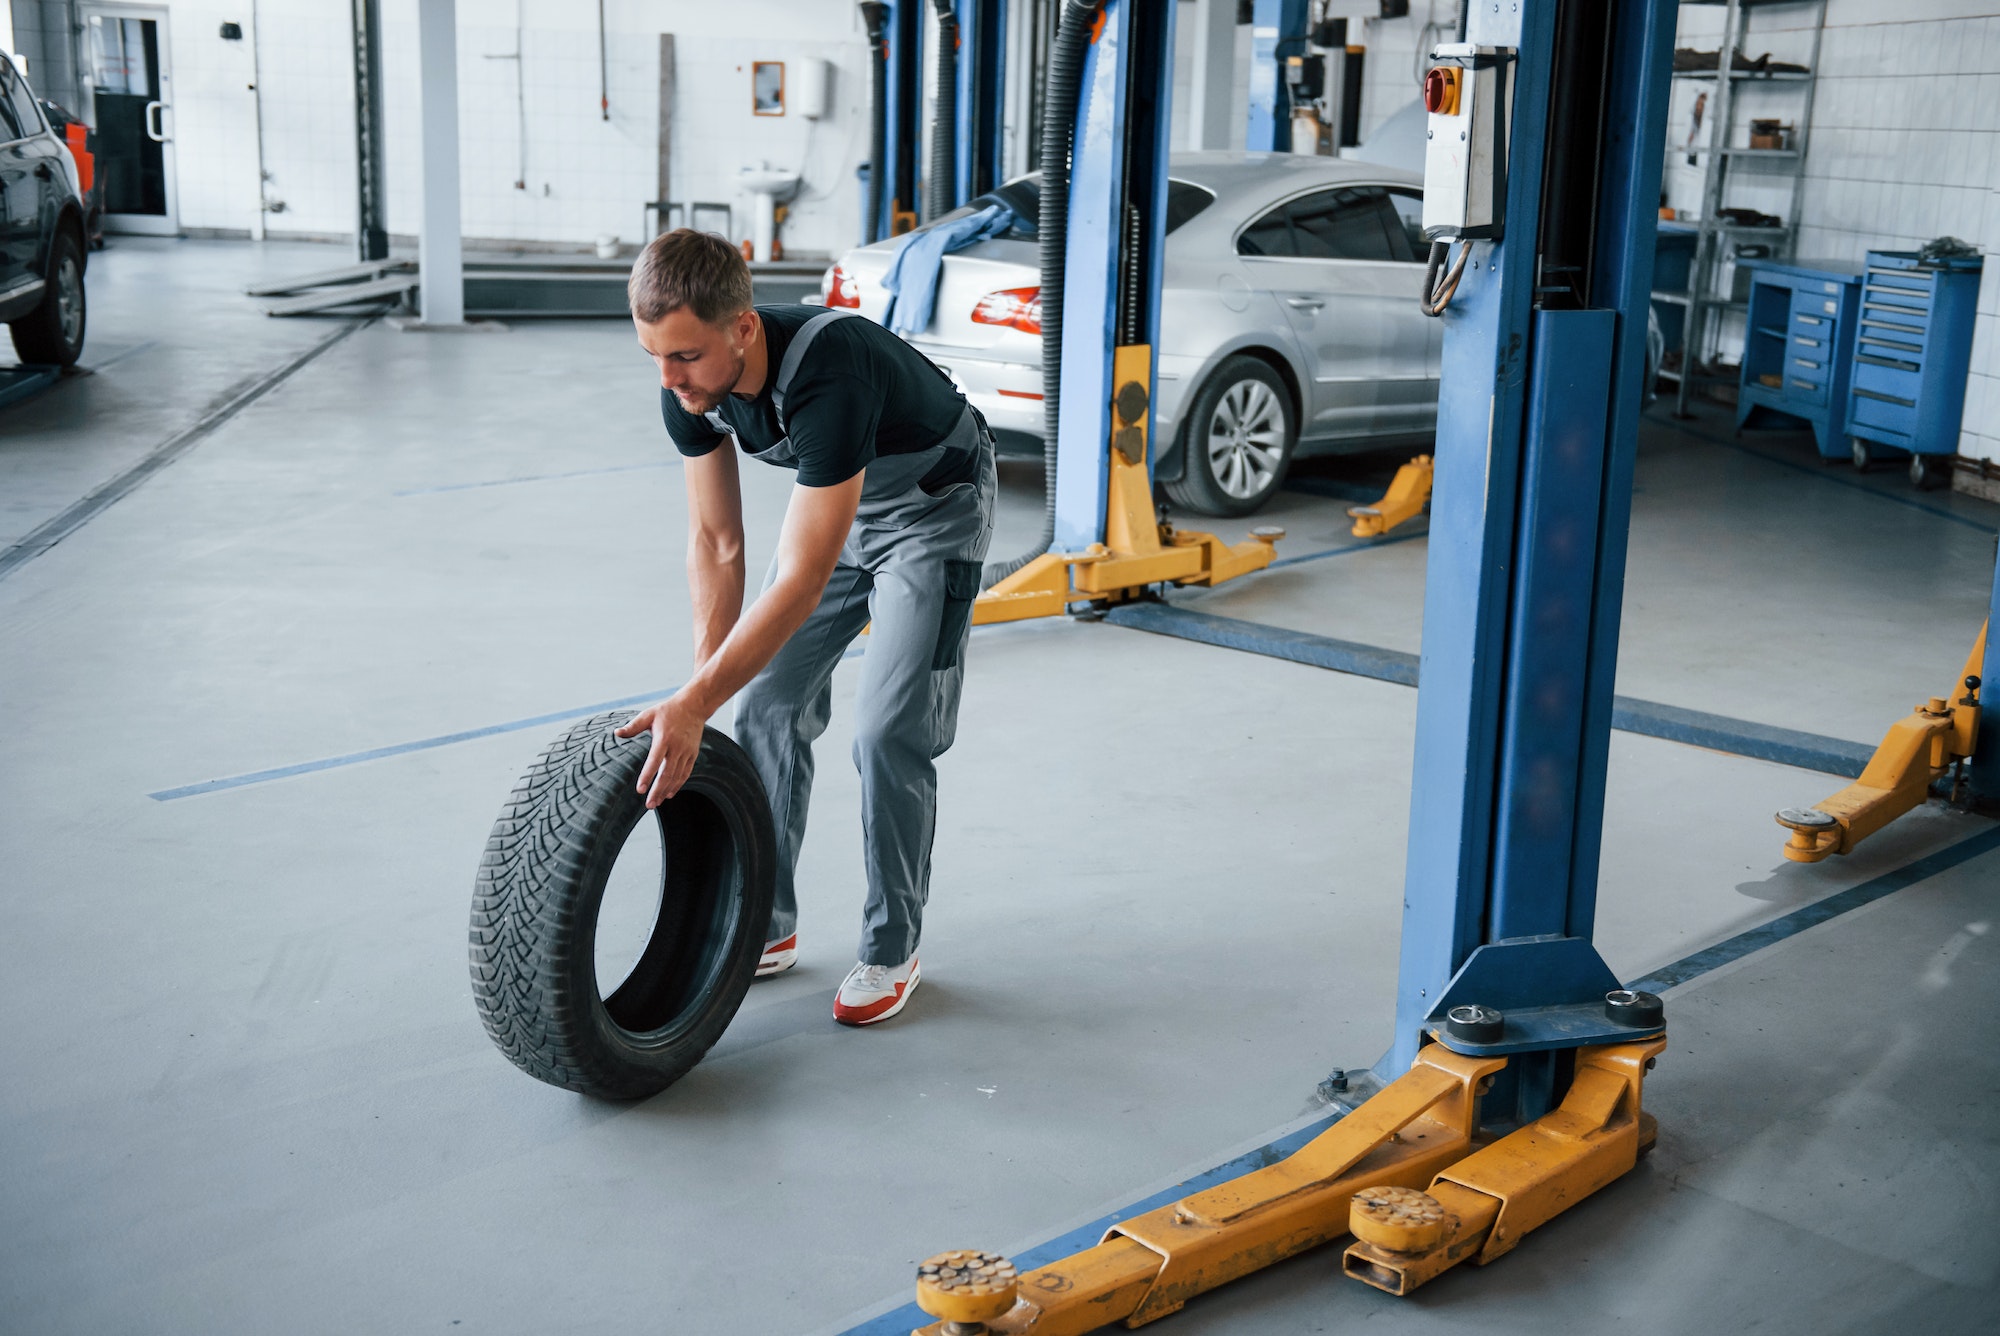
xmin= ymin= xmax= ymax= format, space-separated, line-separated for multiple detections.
xmin=146 ymin=690 xmax=673 ymax=800
xmin=1106 ymin=602 xmax=1420 ymax=685
xmin=1103 ymin=603 xmax=1873 ymax=777
xmin=394 ymin=459 xmax=672 ymax=496
xmin=837 ymin=817 xmax=2000 ymax=1335
xmin=1655 ymin=413 xmax=1996 ymax=534
xmin=148 ymin=646 xmax=873 ymax=801
xmin=1623 ymin=822 xmax=2000 ymax=995
xmin=1266 ymin=525 xmax=1429 ymax=570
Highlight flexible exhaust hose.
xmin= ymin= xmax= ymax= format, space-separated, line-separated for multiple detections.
xmin=984 ymin=0 xmax=1097 ymax=587
xmin=860 ymin=3 xmax=890 ymax=243
xmin=928 ymin=0 xmax=959 ymax=222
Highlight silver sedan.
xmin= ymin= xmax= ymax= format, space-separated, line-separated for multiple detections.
xmin=821 ymin=152 xmax=1438 ymax=516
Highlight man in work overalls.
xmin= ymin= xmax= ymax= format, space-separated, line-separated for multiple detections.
xmin=618 ymin=229 xmax=995 ymax=1026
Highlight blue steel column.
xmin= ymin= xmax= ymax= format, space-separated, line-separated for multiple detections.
xmin=1050 ymin=0 xmax=1176 ymax=552
xmin=1245 ymin=0 xmax=1307 ymax=152
xmin=956 ymin=0 xmax=1006 ymax=202
xmin=878 ymin=0 xmax=924 ymax=239
xmin=1563 ymin=0 xmax=1684 ymax=931
xmin=1385 ymin=0 xmax=1679 ymax=1075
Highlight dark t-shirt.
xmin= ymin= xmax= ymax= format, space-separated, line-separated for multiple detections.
xmin=661 ymin=305 xmax=966 ymax=488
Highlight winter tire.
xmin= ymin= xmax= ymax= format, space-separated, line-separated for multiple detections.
xmin=469 ymin=712 xmax=776 ymax=1100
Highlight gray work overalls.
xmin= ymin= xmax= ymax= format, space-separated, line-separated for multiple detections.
xmin=713 ymin=310 xmax=997 ymax=967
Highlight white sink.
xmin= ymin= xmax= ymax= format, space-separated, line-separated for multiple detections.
xmin=736 ymin=165 xmax=801 ymax=263
xmin=736 ymin=166 xmax=800 ymax=197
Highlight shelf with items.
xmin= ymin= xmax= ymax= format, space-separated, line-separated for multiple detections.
xmin=1661 ymin=0 xmax=1829 ymax=417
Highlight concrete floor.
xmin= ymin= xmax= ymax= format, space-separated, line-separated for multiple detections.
xmin=2 ymin=238 xmax=1996 ymax=1334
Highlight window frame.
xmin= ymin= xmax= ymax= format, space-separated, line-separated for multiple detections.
xmin=1234 ymin=181 xmax=1428 ymax=265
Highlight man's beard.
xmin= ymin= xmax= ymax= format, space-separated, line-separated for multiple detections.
xmin=674 ymin=349 xmax=747 ymax=414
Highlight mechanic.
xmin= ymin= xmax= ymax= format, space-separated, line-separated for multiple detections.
xmin=618 ymin=229 xmax=995 ymax=1026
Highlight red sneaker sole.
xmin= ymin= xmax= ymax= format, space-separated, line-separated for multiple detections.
xmin=833 ymin=961 xmax=921 ymax=1026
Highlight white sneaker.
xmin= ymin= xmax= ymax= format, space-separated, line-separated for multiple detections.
xmin=833 ymin=954 xmax=921 ymax=1026
xmin=756 ymin=933 xmax=798 ymax=978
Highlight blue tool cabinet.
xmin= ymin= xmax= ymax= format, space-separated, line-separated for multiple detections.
xmin=1845 ymin=250 xmax=1983 ymax=487
xmin=1734 ymin=258 xmax=1863 ymax=460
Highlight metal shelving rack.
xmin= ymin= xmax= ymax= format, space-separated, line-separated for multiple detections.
xmin=1659 ymin=0 xmax=1829 ymax=415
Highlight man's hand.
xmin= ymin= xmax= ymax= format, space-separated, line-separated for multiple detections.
xmin=615 ymin=693 xmax=708 ymax=807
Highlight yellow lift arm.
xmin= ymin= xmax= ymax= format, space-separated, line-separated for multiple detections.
xmin=972 ymin=347 xmax=1284 ymax=627
xmin=909 ymin=1034 xmax=1666 ymax=1334
xmin=1347 ymin=454 xmax=1434 ymax=539
xmin=1775 ymin=620 xmax=1987 ymax=863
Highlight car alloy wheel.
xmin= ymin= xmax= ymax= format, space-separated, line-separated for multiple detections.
xmin=55 ymin=255 xmax=82 ymax=351
xmin=1207 ymin=379 xmax=1286 ymax=501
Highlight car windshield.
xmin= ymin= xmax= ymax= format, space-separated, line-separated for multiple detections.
xmin=922 ymin=176 xmax=1215 ymax=241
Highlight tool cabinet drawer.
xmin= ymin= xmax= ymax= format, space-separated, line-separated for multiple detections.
xmin=1790 ymin=290 xmax=1842 ymax=323
xmin=1850 ymin=389 xmax=1916 ymax=437
xmin=1851 ymin=358 xmax=1920 ymax=403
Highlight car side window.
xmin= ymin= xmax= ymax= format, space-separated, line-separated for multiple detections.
xmin=8 ymin=72 xmax=44 ymax=139
xmin=1236 ymin=203 xmax=1296 ymax=258
xmin=1286 ymin=187 xmax=1399 ymax=263
xmin=0 ymin=66 xmax=25 ymax=142
xmin=1384 ymin=188 xmax=1426 ymax=262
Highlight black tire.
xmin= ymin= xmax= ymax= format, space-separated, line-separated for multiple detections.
xmin=10 ymin=229 xmax=85 ymax=367
xmin=469 ymin=712 xmax=776 ymax=1100
xmin=1164 ymin=355 xmax=1297 ymax=518
xmin=1909 ymin=453 xmax=1945 ymax=490
xmin=1849 ymin=436 xmax=1874 ymax=472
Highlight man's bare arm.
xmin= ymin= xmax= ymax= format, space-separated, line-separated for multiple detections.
xmin=683 ymin=444 xmax=747 ymax=669
xmin=618 ymin=471 xmax=864 ymax=806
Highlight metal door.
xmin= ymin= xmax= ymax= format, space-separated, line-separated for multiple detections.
xmin=82 ymin=4 xmax=177 ymax=235
xmin=1238 ymin=186 xmax=1432 ymax=439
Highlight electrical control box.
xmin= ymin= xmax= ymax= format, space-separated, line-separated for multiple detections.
xmin=1421 ymin=44 xmax=1512 ymax=241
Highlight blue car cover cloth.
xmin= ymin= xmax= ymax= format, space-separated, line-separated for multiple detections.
xmin=880 ymin=203 xmax=1014 ymax=337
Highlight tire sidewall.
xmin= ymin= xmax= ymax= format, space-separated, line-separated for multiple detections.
xmin=470 ymin=715 xmax=776 ymax=1101
xmin=565 ymin=730 xmax=773 ymax=1089
xmin=1175 ymin=356 xmax=1295 ymax=517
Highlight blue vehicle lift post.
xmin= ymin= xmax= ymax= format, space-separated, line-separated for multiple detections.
xmin=1245 ymin=0 xmax=1308 ymax=152
xmin=954 ymin=0 xmax=1007 ymax=206
xmin=864 ymin=0 xmax=924 ymax=241
xmin=907 ymin=1 xmax=1705 ymax=1328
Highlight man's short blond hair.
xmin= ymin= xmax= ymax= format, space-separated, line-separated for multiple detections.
xmin=628 ymin=229 xmax=754 ymax=325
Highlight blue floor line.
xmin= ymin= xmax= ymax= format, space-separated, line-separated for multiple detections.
xmin=837 ymin=817 xmax=2000 ymax=1335
xmin=1623 ymin=821 xmax=2000 ymax=995
xmin=146 ymin=691 xmax=673 ymax=800
xmin=1103 ymin=603 xmax=1873 ymax=777
xmin=148 ymin=645 xmax=873 ymax=801
xmin=1655 ymin=413 xmax=1996 ymax=534
xmin=1265 ymin=525 xmax=1429 ymax=570
xmin=394 ymin=459 xmax=672 ymax=496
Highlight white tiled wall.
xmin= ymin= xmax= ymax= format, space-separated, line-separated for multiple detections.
xmin=158 ymin=0 xmax=874 ymax=259
xmin=1661 ymin=0 xmax=2000 ymax=468
xmin=1354 ymin=0 xmax=1456 ymax=144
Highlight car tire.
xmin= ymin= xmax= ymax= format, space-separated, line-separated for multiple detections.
xmin=469 ymin=711 xmax=776 ymax=1100
xmin=10 ymin=228 xmax=85 ymax=367
xmin=1164 ymin=355 xmax=1296 ymax=517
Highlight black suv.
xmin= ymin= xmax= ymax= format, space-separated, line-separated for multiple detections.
xmin=0 ymin=53 xmax=87 ymax=366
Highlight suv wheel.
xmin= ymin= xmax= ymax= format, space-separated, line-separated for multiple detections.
xmin=11 ymin=230 xmax=85 ymax=367
xmin=1164 ymin=355 xmax=1296 ymax=517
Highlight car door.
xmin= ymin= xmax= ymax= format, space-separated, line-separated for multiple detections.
xmin=1237 ymin=185 xmax=1432 ymax=439
xmin=1382 ymin=185 xmax=1441 ymax=432
xmin=0 ymin=61 xmax=36 ymax=305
